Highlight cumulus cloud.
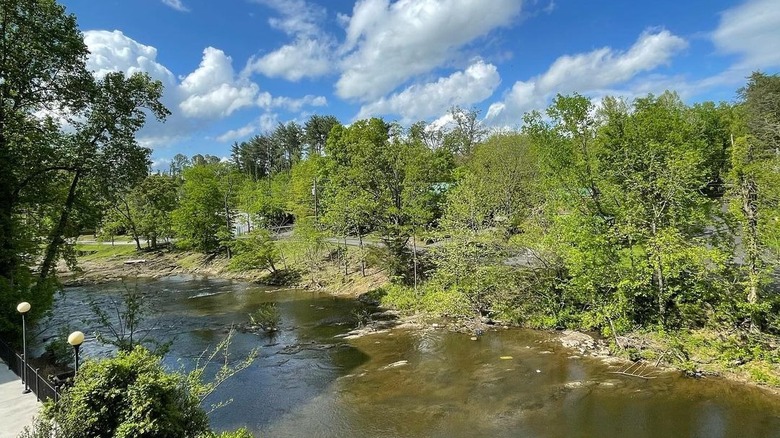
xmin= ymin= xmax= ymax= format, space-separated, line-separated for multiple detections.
xmin=357 ymin=60 xmax=500 ymax=121
xmin=162 ymin=0 xmax=189 ymax=12
xmin=336 ymin=0 xmax=522 ymax=101
xmin=179 ymin=48 xmax=259 ymax=119
xmin=260 ymin=0 xmax=326 ymax=37
xmin=486 ymin=29 xmax=688 ymax=124
xmin=82 ymin=31 xmax=329 ymax=149
xmin=712 ymin=0 xmax=780 ymax=68
xmin=244 ymin=0 xmax=335 ymax=81
xmin=84 ymin=30 xmax=176 ymax=86
xmin=245 ymin=39 xmax=333 ymax=81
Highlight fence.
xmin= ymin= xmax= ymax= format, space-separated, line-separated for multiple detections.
xmin=0 ymin=338 xmax=60 ymax=403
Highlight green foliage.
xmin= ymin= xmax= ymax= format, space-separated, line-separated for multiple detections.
xmin=43 ymin=325 xmax=75 ymax=367
xmin=23 ymin=332 xmax=257 ymax=437
xmin=228 ymin=230 xmax=279 ymax=273
xmin=378 ymin=283 xmax=470 ymax=317
xmin=322 ymin=118 xmax=452 ymax=283
xmin=442 ymin=133 xmax=538 ymax=233
xmin=130 ymin=174 xmax=180 ymax=248
xmin=248 ymin=303 xmax=281 ymax=331
xmin=173 ymin=163 xmax=239 ymax=253
xmin=0 ymin=0 xmax=168 ymax=339
xmin=517 ymin=92 xmax=732 ymax=331
xmin=725 ymin=72 xmax=780 ymax=313
xmin=23 ymin=346 xmax=211 ymax=438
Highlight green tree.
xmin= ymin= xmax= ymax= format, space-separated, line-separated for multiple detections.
xmin=172 ymin=162 xmax=238 ymax=253
xmin=521 ymin=93 xmax=729 ymax=330
xmin=729 ymin=72 xmax=780 ymax=311
xmin=443 ymin=133 xmax=538 ymax=233
xmin=303 ymin=114 xmax=340 ymax=156
xmin=0 ymin=0 xmax=167 ymax=338
xmin=228 ymin=229 xmax=279 ymax=273
xmin=131 ymin=174 xmax=180 ymax=249
xmin=323 ymin=119 xmax=451 ymax=282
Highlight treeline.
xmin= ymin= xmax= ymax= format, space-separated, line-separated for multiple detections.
xmin=101 ymin=74 xmax=780 ymax=337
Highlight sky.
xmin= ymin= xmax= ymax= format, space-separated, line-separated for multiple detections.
xmin=59 ymin=0 xmax=780 ymax=170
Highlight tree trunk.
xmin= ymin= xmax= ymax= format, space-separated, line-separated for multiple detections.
xmin=358 ymin=232 xmax=365 ymax=277
xmin=650 ymin=220 xmax=666 ymax=325
xmin=412 ymin=231 xmax=418 ymax=294
xmin=742 ymin=176 xmax=760 ymax=304
xmin=343 ymin=236 xmax=349 ymax=276
xmin=224 ymin=200 xmax=232 ymax=259
xmin=38 ymin=170 xmax=81 ymax=282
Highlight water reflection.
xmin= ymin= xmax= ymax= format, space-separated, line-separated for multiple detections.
xmin=44 ymin=277 xmax=780 ymax=438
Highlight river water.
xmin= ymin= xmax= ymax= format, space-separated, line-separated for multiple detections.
xmin=42 ymin=276 xmax=780 ymax=438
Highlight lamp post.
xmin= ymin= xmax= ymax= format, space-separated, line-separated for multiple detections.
xmin=16 ymin=302 xmax=31 ymax=394
xmin=67 ymin=331 xmax=85 ymax=375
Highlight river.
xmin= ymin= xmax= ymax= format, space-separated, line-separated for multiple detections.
xmin=40 ymin=276 xmax=780 ymax=437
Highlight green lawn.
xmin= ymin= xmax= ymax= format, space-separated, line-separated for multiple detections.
xmin=75 ymin=243 xmax=139 ymax=261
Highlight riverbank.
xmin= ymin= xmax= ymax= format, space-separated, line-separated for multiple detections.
xmin=61 ymin=244 xmax=389 ymax=298
xmin=61 ymin=244 xmax=780 ymax=395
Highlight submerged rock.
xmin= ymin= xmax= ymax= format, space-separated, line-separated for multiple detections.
xmin=381 ymin=360 xmax=409 ymax=370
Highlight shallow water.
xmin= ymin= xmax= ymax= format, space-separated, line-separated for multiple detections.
xmin=44 ymin=276 xmax=780 ymax=437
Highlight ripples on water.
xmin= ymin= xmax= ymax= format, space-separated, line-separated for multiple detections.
xmin=44 ymin=276 xmax=780 ymax=438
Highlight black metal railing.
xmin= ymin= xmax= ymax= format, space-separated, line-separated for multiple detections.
xmin=0 ymin=338 xmax=60 ymax=403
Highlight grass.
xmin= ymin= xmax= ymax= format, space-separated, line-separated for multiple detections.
xmin=74 ymin=243 xmax=138 ymax=261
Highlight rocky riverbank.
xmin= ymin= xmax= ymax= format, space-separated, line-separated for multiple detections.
xmin=60 ymin=247 xmax=389 ymax=298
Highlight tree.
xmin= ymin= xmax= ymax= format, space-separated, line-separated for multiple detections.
xmin=521 ymin=92 xmax=729 ymax=330
xmin=443 ymin=106 xmax=486 ymax=158
xmin=172 ymin=162 xmax=237 ymax=253
xmin=729 ymin=72 xmax=780 ymax=310
xmin=228 ymin=229 xmax=279 ymax=273
xmin=131 ymin=174 xmax=179 ymax=249
xmin=322 ymin=119 xmax=452 ymax=282
xmin=169 ymin=153 xmax=190 ymax=177
xmin=303 ymin=114 xmax=339 ymax=156
xmin=442 ymin=133 xmax=538 ymax=233
xmin=0 ymin=0 xmax=167 ymax=339
xmin=271 ymin=121 xmax=304 ymax=172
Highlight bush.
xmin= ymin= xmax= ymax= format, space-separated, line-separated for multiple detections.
xmin=21 ymin=346 xmax=253 ymax=438
xmin=249 ymin=303 xmax=281 ymax=331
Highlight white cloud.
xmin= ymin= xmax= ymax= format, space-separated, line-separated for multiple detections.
xmin=486 ymin=29 xmax=687 ymax=124
xmin=712 ymin=0 xmax=780 ymax=68
xmin=216 ymin=113 xmax=280 ymax=143
xmin=336 ymin=0 xmax=522 ymax=101
xmin=162 ymin=0 xmax=189 ymax=12
xmin=178 ymin=48 xmax=259 ymax=119
xmin=82 ymin=31 xmax=326 ymax=149
xmin=358 ymin=60 xmax=500 ymax=121
xmin=245 ymin=39 xmax=333 ymax=81
xmin=257 ymin=93 xmax=327 ymax=111
xmin=260 ymin=0 xmax=326 ymax=37
xmin=83 ymin=30 xmax=176 ymax=86
xmin=244 ymin=0 xmax=334 ymax=81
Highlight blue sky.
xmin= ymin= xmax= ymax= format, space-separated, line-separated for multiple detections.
xmin=60 ymin=0 xmax=780 ymax=169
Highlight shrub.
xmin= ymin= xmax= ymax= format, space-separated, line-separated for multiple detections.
xmin=21 ymin=346 xmax=254 ymax=438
